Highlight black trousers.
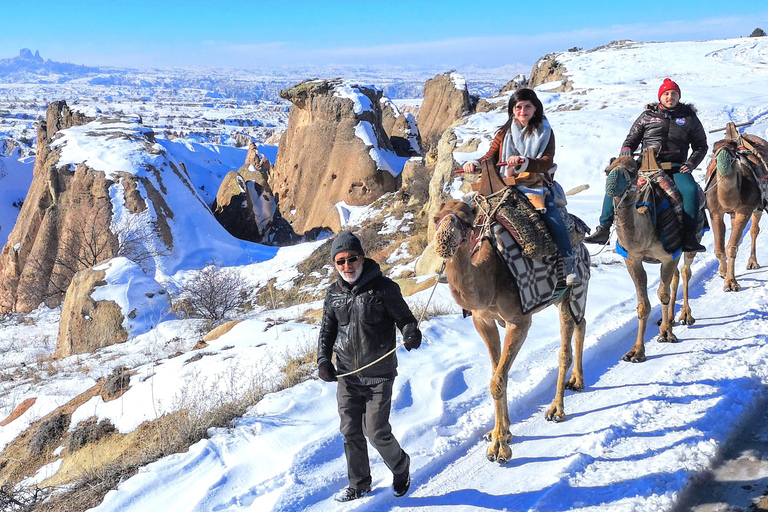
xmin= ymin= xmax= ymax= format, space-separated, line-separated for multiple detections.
xmin=337 ymin=377 xmax=409 ymax=489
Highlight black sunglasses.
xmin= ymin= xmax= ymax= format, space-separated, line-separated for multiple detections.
xmin=334 ymin=255 xmax=361 ymax=266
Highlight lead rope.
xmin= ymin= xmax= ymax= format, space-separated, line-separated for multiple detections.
xmin=335 ymin=261 xmax=447 ymax=378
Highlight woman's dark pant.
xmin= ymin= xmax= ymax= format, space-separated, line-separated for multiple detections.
xmin=542 ymin=191 xmax=573 ymax=258
xmin=598 ymin=170 xmax=700 ymax=231
xmin=337 ymin=378 xmax=409 ymax=490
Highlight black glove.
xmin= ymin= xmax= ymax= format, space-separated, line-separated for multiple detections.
xmin=402 ymin=324 xmax=422 ymax=351
xmin=318 ymin=361 xmax=337 ymax=382
xmin=619 ymin=147 xmax=633 ymax=157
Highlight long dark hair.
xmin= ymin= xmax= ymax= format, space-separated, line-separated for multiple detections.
xmin=500 ymin=88 xmax=545 ymax=137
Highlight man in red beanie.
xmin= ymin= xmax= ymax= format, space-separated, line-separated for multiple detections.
xmin=584 ymin=78 xmax=708 ymax=252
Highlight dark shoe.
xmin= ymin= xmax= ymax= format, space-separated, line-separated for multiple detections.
xmin=584 ymin=224 xmax=611 ymax=244
xmin=393 ymin=469 xmax=411 ymax=497
xmin=334 ymin=486 xmax=371 ymax=502
xmin=682 ymin=233 xmax=706 ymax=253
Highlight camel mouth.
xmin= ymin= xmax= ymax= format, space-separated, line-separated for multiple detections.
xmin=605 ymin=167 xmax=632 ymax=197
xmin=434 ymin=214 xmax=465 ymax=259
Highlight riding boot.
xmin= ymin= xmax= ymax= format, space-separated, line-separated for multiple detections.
xmin=584 ymin=224 xmax=611 ymax=245
xmin=681 ymin=231 xmax=705 ymax=253
xmin=564 ymin=255 xmax=581 ymax=286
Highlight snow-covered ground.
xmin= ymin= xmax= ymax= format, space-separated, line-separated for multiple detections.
xmin=1 ymin=36 xmax=768 ymax=511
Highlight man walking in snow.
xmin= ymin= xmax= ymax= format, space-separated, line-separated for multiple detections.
xmin=317 ymin=230 xmax=422 ymax=502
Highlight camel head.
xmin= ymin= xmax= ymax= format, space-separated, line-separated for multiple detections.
xmin=433 ymin=200 xmax=477 ymax=259
xmin=711 ymin=139 xmax=757 ymax=178
xmin=604 ymin=155 xmax=639 ymax=198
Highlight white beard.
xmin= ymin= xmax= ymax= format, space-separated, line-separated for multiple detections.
xmin=339 ymin=265 xmax=364 ymax=284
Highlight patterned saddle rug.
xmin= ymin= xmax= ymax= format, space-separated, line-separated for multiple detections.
xmin=471 ymin=187 xmax=590 ymax=322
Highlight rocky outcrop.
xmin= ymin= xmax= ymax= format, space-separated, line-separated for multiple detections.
xmin=417 ymin=72 xmax=472 ymax=151
xmin=380 ymin=97 xmax=421 ymax=156
xmin=0 ymin=101 xmax=106 ymax=313
xmin=0 ymin=100 xmax=255 ymax=315
xmin=528 ymin=55 xmax=573 ymax=92
xmin=270 ymin=79 xmax=405 ymax=235
xmin=56 ymin=266 xmax=127 ymax=357
xmin=212 ymin=143 xmax=276 ymax=242
xmin=56 ymin=258 xmax=171 ymax=357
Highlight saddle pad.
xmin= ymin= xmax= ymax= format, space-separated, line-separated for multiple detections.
xmin=475 ymin=188 xmax=557 ymax=259
xmin=491 ymin=223 xmax=589 ymax=323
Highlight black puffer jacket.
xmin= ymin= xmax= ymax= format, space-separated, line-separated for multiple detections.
xmin=317 ymin=259 xmax=417 ymax=378
xmin=621 ymin=102 xmax=708 ymax=169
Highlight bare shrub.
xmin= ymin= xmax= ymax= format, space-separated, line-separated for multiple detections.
xmin=68 ymin=418 xmax=117 ymax=452
xmin=750 ymin=27 xmax=766 ymax=37
xmin=0 ymin=483 xmax=46 ymax=511
xmin=175 ymin=261 xmax=252 ymax=322
xmin=29 ymin=413 xmax=69 ymax=456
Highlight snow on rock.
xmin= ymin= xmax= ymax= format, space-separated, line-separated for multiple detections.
xmin=91 ymin=257 xmax=172 ymax=339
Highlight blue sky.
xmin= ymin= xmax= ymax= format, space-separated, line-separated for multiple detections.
xmin=2 ymin=1 xmax=767 ymax=69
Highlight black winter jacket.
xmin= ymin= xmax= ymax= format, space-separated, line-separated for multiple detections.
xmin=621 ymin=102 xmax=708 ymax=169
xmin=317 ymin=259 xmax=417 ymax=379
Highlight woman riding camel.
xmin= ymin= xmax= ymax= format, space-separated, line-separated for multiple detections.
xmin=584 ymin=78 xmax=708 ymax=252
xmin=463 ymin=88 xmax=580 ymax=285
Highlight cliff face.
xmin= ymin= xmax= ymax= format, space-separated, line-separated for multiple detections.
xmin=269 ymin=79 xmax=406 ymax=235
xmin=417 ymin=72 xmax=472 ymax=152
xmin=212 ymin=143 xmax=276 ymax=243
xmin=0 ymin=101 xmax=105 ymax=313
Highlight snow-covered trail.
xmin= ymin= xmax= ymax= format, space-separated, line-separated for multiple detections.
xmin=337 ymin=226 xmax=768 ymax=512
xmin=89 ymin=214 xmax=768 ymax=512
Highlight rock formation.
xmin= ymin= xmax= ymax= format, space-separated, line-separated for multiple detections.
xmin=212 ymin=143 xmax=277 ymax=243
xmin=0 ymin=100 xmax=257 ymax=315
xmin=0 ymin=101 xmax=104 ymax=313
xmin=417 ymin=72 xmax=472 ymax=151
xmin=56 ymin=258 xmax=171 ymax=357
xmin=379 ymin=97 xmax=421 ymax=156
xmin=270 ymin=79 xmax=405 ymax=235
xmin=528 ymin=54 xmax=573 ymax=92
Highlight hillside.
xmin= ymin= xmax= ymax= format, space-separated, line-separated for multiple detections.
xmin=1 ymin=36 xmax=768 ymax=511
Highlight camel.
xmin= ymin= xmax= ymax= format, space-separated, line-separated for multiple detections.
xmin=705 ymin=123 xmax=766 ymax=292
xmin=604 ymin=149 xmax=701 ymax=363
xmin=433 ymin=199 xmax=588 ymax=463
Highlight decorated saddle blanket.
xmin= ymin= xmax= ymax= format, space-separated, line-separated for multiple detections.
xmin=489 ymin=223 xmax=589 ymax=323
xmin=472 ymin=187 xmax=557 ymax=259
xmin=470 ymin=186 xmax=590 ymax=322
xmin=635 ymin=171 xmax=684 ymax=255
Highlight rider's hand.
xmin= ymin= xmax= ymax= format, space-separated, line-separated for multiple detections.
xmin=462 ymin=161 xmax=478 ymax=173
xmin=679 ymin=163 xmax=693 ymax=174
xmin=619 ymin=147 xmax=633 ymax=157
xmin=506 ymin=156 xmax=525 ymax=168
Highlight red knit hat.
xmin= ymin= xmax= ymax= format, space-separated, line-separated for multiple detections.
xmin=658 ymin=78 xmax=681 ymax=100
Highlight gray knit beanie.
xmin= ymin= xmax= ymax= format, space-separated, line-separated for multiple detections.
xmin=330 ymin=231 xmax=365 ymax=261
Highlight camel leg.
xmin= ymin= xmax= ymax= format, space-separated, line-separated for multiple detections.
xmin=656 ymin=259 xmax=678 ymax=343
xmin=623 ymin=257 xmax=648 ymax=362
xmin=747 ymin=210 xmax=762 ymax=270
xmin=473 ymin=314 xmax=511 ymax=462
xmin=546 ymin=300 xmax=582 ymax=422
xmin=483 ymin=315 xmax=531 ymax=463
xmin=677 ymin=252 xmax=696 ymax=325
xmin=724 ymin=213 xmax=750 ymax=291
xmin=567 ymin=318 xmax=586 ymax=391
xmin=667 ymin=265 xmax=680 ymax=327
xmin=711 ymin=211 xmax=727 ymax=279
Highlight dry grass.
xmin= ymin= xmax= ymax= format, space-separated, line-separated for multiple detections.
xmin=0 ymin=346 xmax=314 ymax=512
